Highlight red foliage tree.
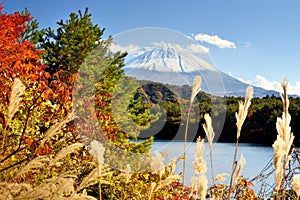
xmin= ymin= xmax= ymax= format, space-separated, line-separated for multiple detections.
xmin=0 ymin=4 xmax=49 ymax=103
xmin=0 ymin=4 xmax=76 ymax=178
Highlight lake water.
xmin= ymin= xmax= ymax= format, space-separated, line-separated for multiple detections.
xmin=151 ymin=141 xmax=274 ymax=189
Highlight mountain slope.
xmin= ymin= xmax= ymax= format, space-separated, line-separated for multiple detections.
xmin=123 ymin=46 xmax=279 ymax=97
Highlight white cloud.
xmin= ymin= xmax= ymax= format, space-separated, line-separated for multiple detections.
xmin=153 ymin=42 xmax=209 ymax=54
xmin=109 ymin=43 xmax=141 ymax=54
xmin=243 ymin=42 xmax=251 ymax=48
xmin=187 ymin=43 xmax=210 ymax=54
xmin=194 ymin=33 xmax=237 ymax=49
xmin=239 ymin=75 xmax=300 ymax=96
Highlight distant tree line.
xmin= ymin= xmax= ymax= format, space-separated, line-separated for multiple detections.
xmin=131 ymin=81 xmax=300 ymax=146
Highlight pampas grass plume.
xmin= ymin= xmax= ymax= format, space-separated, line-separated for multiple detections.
xmin=16 ymin=156 xmax=50 ymax=177
xmin=191 ymin=76 xmax=202 ymax=102
xmin=215 ymin=173 xmax=229 ymax=183
xmin=49 ymin=143 xmax=84 ymax=166
xmin=89 ymin=140 xmax=105 ymax=165
xmin=233 ymin=154 xmax=246 ymax=189
xmin=272 ymin=79 xmax=295 ymax=191
xmin=151 ymin=151 xmax=165 ymax=179
xmin=197 ymin=175 xmax=208 ymax=200
xmin=203 ymin=113 xmax=214 ymax=146
xmin=292 ymin=174 xmax=300 ymax=198
xmin=8 ymin=78 xmax=25 ymax=121
xmin=193 ymin=138 xmax=207 ymax=175
xmin=235 ymin=86 xmax=253 ymax=138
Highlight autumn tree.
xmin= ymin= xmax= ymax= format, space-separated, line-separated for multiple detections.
xmin=0 ymin=4 xmax=78 ymax=181
xmin=37 ymin=8 xmax=154 ymax=150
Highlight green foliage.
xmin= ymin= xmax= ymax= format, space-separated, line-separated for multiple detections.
xmin=3 ymin=3 xmax=300 ymax=200
xmin=20 ymin=8 xmax=45 ymax=44
xmin=39 ymin=8 xmax=104 ymax=78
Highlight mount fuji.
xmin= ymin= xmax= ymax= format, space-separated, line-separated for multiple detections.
xmin=123 ymin=46 xmax=279 ymax=97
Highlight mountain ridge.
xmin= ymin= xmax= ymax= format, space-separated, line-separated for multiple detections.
xmin=123 ymin=46 xmax=280 ymax=97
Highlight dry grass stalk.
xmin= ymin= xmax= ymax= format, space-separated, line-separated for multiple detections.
xmin=272 ymin=79 xmax=295 ymax=192
xmin=119 ymin=164 xmax=132 ymax=184
xmin=292 ymin=174 xmax=300 ymax=199
xmin=148 ymin=182 xmax=156 ymax=200
xmin=215 ymin=173 xmax=229 ymax=183
xmin=197 ymin=175 xmax=208 ymax=200
xmin=153 ymin=174 xmax=181 ymax=193
xmin=151 ymin=151 xmax=165 ymax=179
xmin=2 ymin=78 xmax=25 ymax=151
xmin=8 ymin=78 xmax=25 ymax=121
xmin=71 ymin=194 xmax=98 ymax=200
xmin=89 ymin=140 xmax=105 ymax=165
xmin=76 ymin=167 xmax=111 ymax=192
xmin=50 ymin=143 xmax=84 ymax=166
xmin=168 ymin=157 xmax=177 ymax=174
xmin=183 ymin=76 xmax=202 ymax=184
xmin=189 ymin=176 xmax=197 ymax=198
xmin=203 ymin=113 xmax=215 ymax=184
xmin=229 ymin=86 xmax=253 ymax=198
xmin=16 ymin=156 xmax=50 ymax=177
xmin=191 ymin=137 xmax=208 ymax=200
xmin=15 ymin=175 xmax=76 ymax=199
xmin=232 ymin=154 xmax=246 ymax=189
xmin=0 ymin=182 xmax=31 ymax=200
xmin=272 ymin=136 xmax=285 ymax=191
xmin=235 ymin=86 xmax=253 ymax=139
xmin=190 ymin=76 xmax=202 ymax=102
xmin=40 ymin=112 xmax=74 ymax=146
xmin=88 ymin=140 xmax=106 ymax=200
xmin=193 ymin=138 xmax=207 ymax=175
xmin=203 ymin=113 xmax=214 ymax=146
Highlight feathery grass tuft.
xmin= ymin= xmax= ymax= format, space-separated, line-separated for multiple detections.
xmin=193 ymin=138 xmax=207 ymax=175
xmin=88 ymin=140 xmax=107 ymax=200
xmin=76 ymin=167 xmax=111 ymax=192
xmin=235 ymin=86 xmax=253 ymax=139
xmin=232 ymin=154 xmax=246 ymax=189
xmin=40 ymin=112 xmax=74 ymax=146
xmin=151 ymin=151 xmax=165 ymax=179
xmin=215 ymin=173 xmax=229 ymax=183
xmin=8 ymin=78 xmax=25 ymax=121
xmin=292 ymin=174 xmax=300 ymax=199
xmin=89 ymin=140 xmax=105 ymax=165
xmin=197 ymin=175 xmax=208 ymax=200
xmin=49 ymin=143 xmax=84 ymax=166
xmin=183 ymin=75 xmax=202 ymax=184
xmin=119 ymin=164 xmax=132 ymax=184
xmin=229 ymin=86 xmax=253 ymax=197
xmin=190 ymin=75 xmax=202 ymax=103
xmin=272 ymin=79 xmax=295 ymax=192
xmin=191 ymin=137 xmax=208 ymax=200
xmin=16 ymin=156 xmax=50 ymax=177
xmin=202 ymin=113 xmax=215 ymax=184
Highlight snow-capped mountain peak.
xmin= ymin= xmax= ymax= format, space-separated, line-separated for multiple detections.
xmin=124 ymin=46 xmax=217 ymax=73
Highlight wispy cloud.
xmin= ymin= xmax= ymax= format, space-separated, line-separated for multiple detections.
xmin=194 ymin=33 xmax=236 ymax=49
xmin=110 ymin=43 xmax=141 ymax=53
xmin=243 ymin=42 xmax=251 ymax=48
xmin=110 ymin=41 xmax=210 ymax=55
xmin=238 ymin=75 xmax=300 ymax=96
xmin=153 ymin=42 xmax=209 ymax=54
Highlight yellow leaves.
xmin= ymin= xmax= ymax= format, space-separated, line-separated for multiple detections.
xmin=11 ymin=155 xmax=17 ymax=162
xmin=143 ymin=173 xmax=150 ymax=180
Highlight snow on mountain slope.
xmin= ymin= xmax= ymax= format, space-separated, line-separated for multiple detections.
xmin=123 ymin=45 xmax=279 ymax=97
xmin=125 ymin=45 xmax=217 ymax=73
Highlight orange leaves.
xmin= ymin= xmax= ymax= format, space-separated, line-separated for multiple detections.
xmin=0 ymin=4 xmax=49 ymax=104
xmin=35 ymin=143 xmax=53 ymax=156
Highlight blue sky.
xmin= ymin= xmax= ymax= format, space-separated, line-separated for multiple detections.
xmin=4 ymin=0 xmax=300 ymax=94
